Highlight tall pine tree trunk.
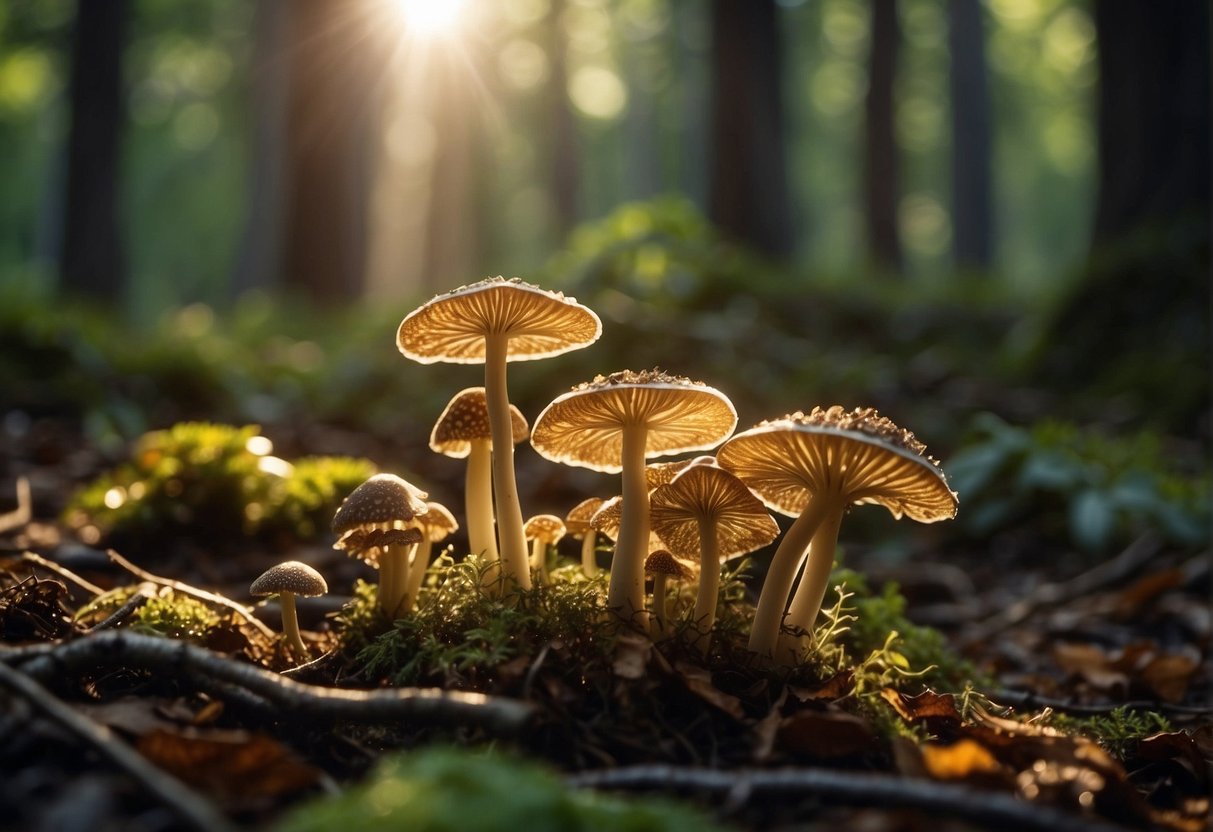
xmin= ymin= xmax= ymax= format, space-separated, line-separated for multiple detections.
xmin=708 ymin=0 xmax=793 ymax=257
xmin=863 ymin=0 xmax=902 ymax=272
xmin=61 ymin=0 xmax=127 ymax=300
xmin=948 ymin=0 xmax=992 ymax=271
xmin=546 ymin=0 xmax=579 ymax=242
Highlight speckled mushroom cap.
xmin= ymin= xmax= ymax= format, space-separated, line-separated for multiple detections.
xmin=565 ymin=497 xmax=605 ymax=535
xmin=250 ymin=561 xmax=328 ymax=598
xmin=588 ymin=496 xmax=623 ymax=540
xmin=397 ymin=277 xmax=602 ymax=364
xmin=331 ymin=474 xmax=429 ymax=535
xmin=429 ymin=387 xmax=529 ymax=458
xmin=645 ymin=457 xmax=702 ymax=490
xmin=417 ymin=502 xmax=459 ymax=542
xmin=716 ymin=407 xmax=958 ymax=522
xmin=644 ymin=550 xmax=695 ymax=581
xmin=523 ymin=514 xmax=567 ymax=544
xmin=530 ymin=370 xmax=738 ymax=473
xmin=649 ymin=460 xmax=780 ymax=560
xmin=335 ymin=527 xmax=424 ymax=567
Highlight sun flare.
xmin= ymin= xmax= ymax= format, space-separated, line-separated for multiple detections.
xmin=392 ymin=0 xmax=468 ymax=37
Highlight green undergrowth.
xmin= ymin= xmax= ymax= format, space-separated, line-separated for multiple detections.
xmin=75 ymin=586 xmax=221 ymax=642
xmin=277 ymin=746 xmax=724 ymax=832
xmin=64 ymin=422 xmax=376 ymax=553
xmin=1047 ymin=706 xmax=1173 ymax=759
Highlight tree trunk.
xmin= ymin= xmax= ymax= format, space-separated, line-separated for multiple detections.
xmin=1092 ymin=2 xmax=1211 ymax=242
xmin=61 ymin=0 xmax=127 ymax=301
xmin=947 ymin=0 xmax=992 ymax=271
xmin=863 ymin=0 xmax=902 ymax=272
xmin=280 ymin=0 xmax=379 ymax=301
xmin=707 ymin=0 xmax=794 ymax=258
xmin=546 ymin=0 xmax=579 ymax=241
xmin=424 ymin=54 xmax=480 ymax=291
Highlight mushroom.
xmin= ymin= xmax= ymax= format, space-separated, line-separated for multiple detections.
xmin=403 ymin=501 xmax=459 ymax=612
xmin=523 ymin=514 xmax=566 ymax=584
xmin=250 ymin=561 xmax=328 ymax=660
xmin=644 ymin=550 xmax=695 ymax=639
xmin=531 ymin=369 xmax=737 ymax=627
xmin=649 ymin=456 xmax=779 ymax=651
xmin=565 ymin=497 xmax=605 ymax=577
xmin=429 ymin=387 xmax=528 ymax=567
xmin=332 ymin=473 xmax=430 ymax=618
xmin=398 ymin=277 xmax=601 ymax=591
xmin=717 ymin=407 xmax=957 ymax=661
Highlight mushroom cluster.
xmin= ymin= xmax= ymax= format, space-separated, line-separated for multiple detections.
xmin=368 ymin=277 xmax=958 ymax=662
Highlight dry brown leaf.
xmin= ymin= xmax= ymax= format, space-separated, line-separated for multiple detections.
xmin=611 ymin=632 xmax=651 ymax=680
xmin=1138 ymin=654 xmax=1199 ymax=703
xmin=776 ymin=708 xmax=877 ymax=761
xmin=137 ymin=729 xmax=322 ymax=805
xmin=674 ymin=661 xmax=746 ymax=720
xmin=788 ymin=669 xmax=854 ymax=702
xmin=920 ymin=738 xmax=1004 ymax=780
xmin=880 ymin=688 xmax=962 ymax=735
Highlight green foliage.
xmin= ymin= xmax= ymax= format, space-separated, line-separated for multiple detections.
xmin=276 ymin=746 xmax=724 ymax=832
xmin=130 ymin=591 xmax=219 ymax=641
xmin=65 ymin=421 xmax=375 ymax=550
xmin=1047 ymin=706 xmax=1173 ymax=760
xmin=948 ymin=413 xmax=1210 ymax=551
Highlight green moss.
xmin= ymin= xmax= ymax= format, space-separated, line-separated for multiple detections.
xmin=1047 ymin=706 xmax=1173 ymax=759
xmin=130 ymin=592 xmax=219 ymax=641
xmin=276 ymin=746 xmax=725 ymax=832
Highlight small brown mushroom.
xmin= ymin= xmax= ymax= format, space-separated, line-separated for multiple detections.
xmin=565 ymin=497 xmax=605 ymax=577
xmin=250 ymin=561 xmax=328 ymax=660
xmin=644 ymin=550 xmax=694 ymax=639
xmin=523 ymin=514 xmax=566 ymax=584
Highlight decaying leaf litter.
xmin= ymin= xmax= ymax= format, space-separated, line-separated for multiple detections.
xmin=0 ymin=279 xmax=1208 ymax=832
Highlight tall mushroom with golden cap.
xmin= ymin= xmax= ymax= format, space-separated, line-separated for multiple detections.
xmin=531 ymin=369 xmax=737 ymax=626
xmin=398 ymin=278 xmax=601 ymax=591
xmin=332 ymin=473 xmax=430 ymax=618
xmin=429 ymin=388 xmax=528 ymax=566
xmin=717 ymin=407 xmax=958 ymax=660
xmin=649 ymin=456 xmax=779 ymax=649
xmin=523 ymin=514 xmax=566 ymax=584
xmin=403 ymin=501 xmax=459 ymax=612
xmin=565 ymin=497 xmax=605 ymax=577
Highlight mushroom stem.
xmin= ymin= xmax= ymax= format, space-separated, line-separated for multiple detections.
xmin=649 ymin=573 xmax=670 ymax=638
xmin=692 ymin=517 xmax=721 ymax=652
xmin=381 ymin=542 xmax=414 ymax=619
xmin=378 ymin=547 xmax=398 ymax=617
xmin=530 ymin=538 xmax=549 ymax=584
xmin=580 ymin=531 xmax=598 ymax=577
xmin=484 ymin=334 xmax=531 ymax=590
xmin=779 ymin=507 xmax=846 ymax=659
xmin=747 ymin=495 xmax=838 ymax=657
xmin=404 ymin=539 xmax=436 ymax=612
xmin=466 ymin=439 xmax=499 ymax=564
xmin=608 ymin=422 xmax=650 ymax=629
xmin=279 ymin=592 xmax=307 ymax=659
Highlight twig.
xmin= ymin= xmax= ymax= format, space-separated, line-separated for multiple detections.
xmin=86 ymin=592 xmax=149 ymax=632
xmin=964 ymin=534 xmax=1162 ymax=644
xmin=567 ymin=765 xmax=1129 ymax=832
xmin=0 ymin=660 xmax=237 ymax=832
xmin=988 ymin=688 xmax=1213 ymax=718
xmin=106 ymin=550 xmax=277 ymax=640
xmin=19 ymin=551 xmax=105 ymax=596
xmin=0 ymin=477 xmax=31 ymax=534
xmin=5 ymin=631 xmax=534 ymax=736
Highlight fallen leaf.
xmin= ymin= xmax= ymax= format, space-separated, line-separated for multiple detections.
xmin=788 ymin=670 xmax=854 ymax=702
xmin=776 ymin=708 xmax=877 ymax=761
xmin=881 ymin=688 xmax=962 ymax=735
xmin=674 ymin=661 xmax=745 ymax=720
xmin=921 ymin=738 xmax=1004 ymax=780
xmin=611 ymin=633 xmax=651 ymax=680
xmin=1138 ymin=654 xmax=1199 ymax=703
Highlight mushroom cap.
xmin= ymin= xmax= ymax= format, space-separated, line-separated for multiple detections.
xmin=523 ymin=513 xmax=567 ymax=544
xmin=250 ymin=561 xmax=328 ymax=598
xmin=331 ymin=474 xmax=429 ymax=535
xmin=650 ymin=460 xmax=780 ymax=560
xmin=417 ymin=501 xmax=459 ymax=542
xmin=429 ymin=387 xmax=529 ymax=458
xmin=530 ymin=370 xmax=738 ymax=473
xmin=335 ymin=527 xmax=424 ymax=567
xmin=716 ymin=406 xmax=958 ymax=522
xmin=565 ymin=496 xmax=605 ymax=535
xmin=588 ymin=496 xmax=623 ymax=540
xmin=644 ymin=549 xmax=695 ymax=581
xmin=645 ymin=456 xmax=703 ymax=490
xmin=397 ymin=277 xmax=602 ymax=365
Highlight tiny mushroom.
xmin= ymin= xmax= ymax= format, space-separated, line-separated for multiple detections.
xmin=717 ymin=407 xmax=957 ymax=662
xmin=565 ymin=497 xmax=605 ymax=577
xmin=429 ymin=387 xmax=528 ymax=566
xmin=644 ymin=550 xmax=695 ymax=639
xmin=332 ymin=473 xmax=430 ymax=619
xmin=523 ymin=514 xmax=566 ymax=584
xmin=250 ymin=560 xmax=328 ymax=660
xmin=403 ymin=501 xmax=459 ymax=612
xmin=531 ymin=369 xmax=737 ymax=628
xmin=398 ymin=277 xmax=601 ymax=591
xmin=649 ymin=456 xmax=779 ymax=651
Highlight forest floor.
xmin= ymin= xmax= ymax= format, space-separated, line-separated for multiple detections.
xmin=0 ymin=417 xmax=1209 ymax=832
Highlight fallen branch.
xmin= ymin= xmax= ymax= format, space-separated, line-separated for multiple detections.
xmin=5 ymin=631 xmax=534 ymax=736
xmin=0 ymin=660 xmax=237 ymax=832
xmin=567 ymin=765 xmax=1127 ymax=832
xmin=86 ymin=591 xmax=149 ymax=632
xmin=19 ymin=551 xmax=105 ymax=596
xmin=106 ymin=550 xmax=277 ymax=640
